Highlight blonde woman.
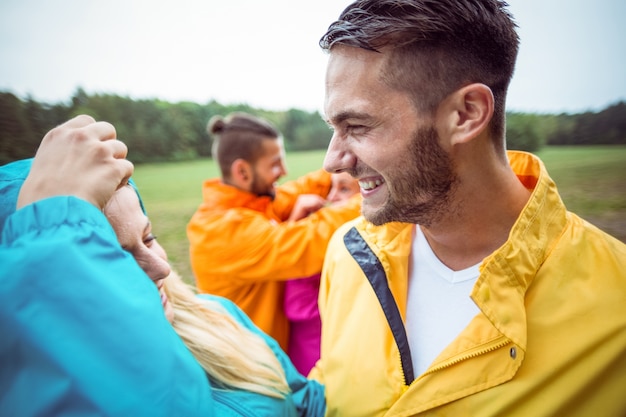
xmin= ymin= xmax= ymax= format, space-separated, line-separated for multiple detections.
xmin=104 ymin=184 xmax=325 ymax=416
xmin=1 ymin=117 xmax=214 ymax=416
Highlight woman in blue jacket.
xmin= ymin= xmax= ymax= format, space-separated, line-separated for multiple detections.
xmin=1 ymin=116 xmax=214 ymax=416
xmin=104 ymin=183 xmax=325 ymax=416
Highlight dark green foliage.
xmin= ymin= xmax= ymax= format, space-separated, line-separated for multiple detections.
xmin=546 ymin=102 xmax=626 ymax=146
xmin=0 ymin=92 xmax=71 ymax=164
xmin=1 ymin=87 xmax=624 ymax=165
xmin=505 ymin=113 xmax=544 ymax=152
xmin=281 ymin=109 xmax=331 ymax=151
xmin=505 ymin=101 xmax=626 ymax=151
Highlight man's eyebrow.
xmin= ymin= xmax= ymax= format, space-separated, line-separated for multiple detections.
xmin=326 ymin=111 xmax=371 ymax=126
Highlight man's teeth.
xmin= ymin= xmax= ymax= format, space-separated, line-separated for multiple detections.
xmin=359 ymin=179 xmax=384 ymax=191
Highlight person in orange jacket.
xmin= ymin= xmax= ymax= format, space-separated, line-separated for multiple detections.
xmin=187 ymin=112 xmax=360 ymax=350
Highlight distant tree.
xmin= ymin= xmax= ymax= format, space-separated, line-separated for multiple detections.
xmin=600 ymin=101 xmax=626 ymax=144
xmin=71 ymin=87 xmax=90 ymax=111
xmin=581 ymin=101 xmax=626 ymax=145
xmin=293 ymin=111 xmax=332 ymax=150
xmin=547 ymin=101 xmax=626 ymax=145
xmin=505 ymin=113 xmax=544 ymax=152
xmin=283 ymin=109 xmax=310 ymax=150
xmin=0 ymin=92 xmax=37 ymax=164
xmin=157 ymin=101 xmax=207 ymax=161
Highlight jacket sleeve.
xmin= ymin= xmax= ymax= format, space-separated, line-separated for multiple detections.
xmin=272 ymin=169 xmax=332 ymax=221
xmin=208 ymin=295 xmax=326 ymax=417
xmin=190 ymin=193 xmax=361 ymax=284
xmin=0 ymin=197 xmax=215 ymax=417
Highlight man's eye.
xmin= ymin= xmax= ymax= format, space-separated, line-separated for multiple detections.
xmin=347 ymin=124 xmax=367 ymax=134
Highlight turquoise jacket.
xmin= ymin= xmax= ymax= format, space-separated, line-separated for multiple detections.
xmin=0 ymin=159 xmax=325 ymax=416
xmin=199 ymin=294 xmax=325 ymax=417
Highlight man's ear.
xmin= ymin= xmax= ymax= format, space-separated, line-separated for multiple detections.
xmin=230 ymin=159 xmax=253 ymax=188
xmin=437 ymin=83 xmax=494 ymax=146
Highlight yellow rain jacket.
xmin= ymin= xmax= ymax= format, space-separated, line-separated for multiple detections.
xmin=310 ymin=151 xmax=626 ymax=416
xmin=187 ymin=169 xmax=361 ymax=350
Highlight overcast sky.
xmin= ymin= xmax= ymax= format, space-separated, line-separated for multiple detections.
xmin=1 ymin=0 xmax=624 ymax=115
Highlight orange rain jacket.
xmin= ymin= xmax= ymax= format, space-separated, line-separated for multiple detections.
xmin=187 ymin=169 xmax=361 ymax=350
xmin=311 ymin=151 xmax=626 ymax=416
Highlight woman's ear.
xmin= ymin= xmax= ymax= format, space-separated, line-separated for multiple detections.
xmin=230 ymin=159 xmax=253 ymax=189
xmin=437 ymin=83 xmax=494 ymax=146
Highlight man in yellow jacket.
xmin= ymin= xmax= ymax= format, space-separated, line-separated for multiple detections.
xmin=310 ymin=0 xmax=626 ymax=416
xmin=187 ymin=112 xmax=360 ymax=351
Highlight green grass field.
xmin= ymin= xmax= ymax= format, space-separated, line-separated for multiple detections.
xmin=133 ymin=146 xmax=626 ymax=283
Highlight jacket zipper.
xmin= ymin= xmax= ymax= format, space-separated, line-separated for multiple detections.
xmin=422 ymin=338 xmax=511 ymax=376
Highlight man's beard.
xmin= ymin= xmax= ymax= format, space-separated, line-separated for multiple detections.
xmin=365 ymin=125 xmax=457 ymax=227
xmin=250 ymin=172 xmax=276 ymax=200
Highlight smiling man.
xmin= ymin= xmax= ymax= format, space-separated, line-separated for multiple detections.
xmin=309 ymin=1 xmax=626 ymax=416
xmin=187 ymin=112 xmax=360 ymax=351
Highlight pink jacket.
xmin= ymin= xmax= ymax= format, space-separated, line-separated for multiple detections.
xmin=284 ymin=273 xmax=322 ymax=376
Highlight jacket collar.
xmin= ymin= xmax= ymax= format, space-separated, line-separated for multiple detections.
xmin=472 ymin=151 xmax=568 ymax=350
xmin=201 ymin=178 xmax=273 ymax=212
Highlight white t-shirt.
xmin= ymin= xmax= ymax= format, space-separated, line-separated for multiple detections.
xmin=406 ymin=226 xmax=481 ymax=376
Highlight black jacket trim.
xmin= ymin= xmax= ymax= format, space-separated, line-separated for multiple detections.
xmin=344 ymin=226 xmax=415 ymax=384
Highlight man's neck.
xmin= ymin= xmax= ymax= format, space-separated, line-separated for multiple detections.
xmin=419 ymin=172 xmax=531 ymax=271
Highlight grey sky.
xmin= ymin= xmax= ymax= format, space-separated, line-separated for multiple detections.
xmin=1 ymin=0 xmax=624 ymax=114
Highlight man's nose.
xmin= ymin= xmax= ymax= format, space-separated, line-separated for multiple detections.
xmin=324 ymin=134 xmax=355 ymax=174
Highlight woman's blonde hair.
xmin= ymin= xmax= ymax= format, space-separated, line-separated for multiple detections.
xmin=163 ymin=271 xmax=290 ymax=398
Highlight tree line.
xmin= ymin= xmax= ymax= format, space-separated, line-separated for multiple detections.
xmin=1 ymin=88 xmax=624 ymax=165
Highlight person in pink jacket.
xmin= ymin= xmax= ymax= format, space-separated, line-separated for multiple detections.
xmin=284 ymin=172 xmax=360 ymax=375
